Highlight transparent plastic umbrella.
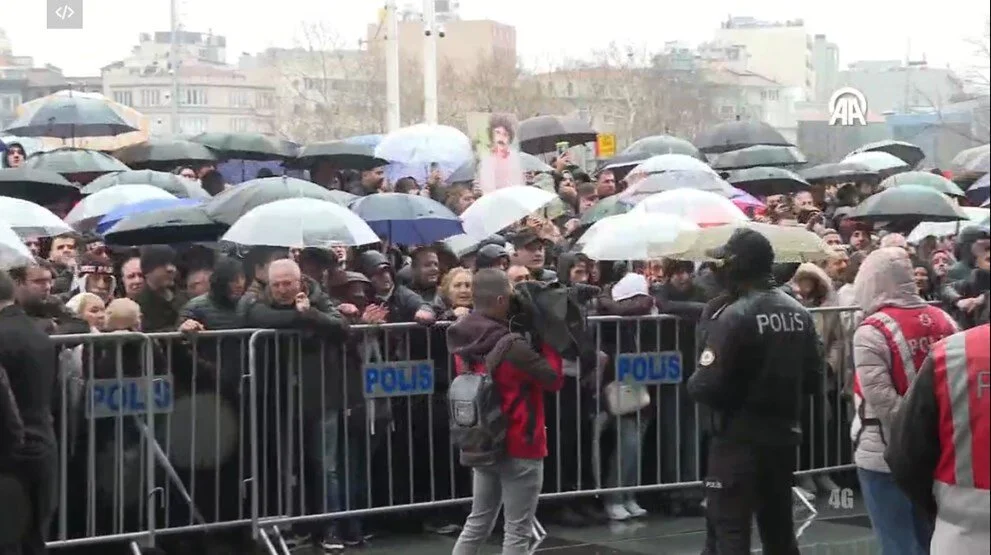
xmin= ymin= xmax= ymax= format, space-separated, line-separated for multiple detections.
xmin=222 ymin=198 xmax=379 ymax=248
xmin=629 ymin=154 xmax=717 ymax=176
xmin=577 ymin=213 xmax=699 ymax=261
xmin=632 ymin=189 xmax=749 ymax=228
xmin=459 ymin=186 xmax=557 ymax=239
xmin=656 ymin=222 xmax=834 ymax=263
xmin=0 ymin=220 xmax=33 ymax=270
xmin=66 ymin=184 xmax=177 ymax=228
xmin=0 ymin=196 xmax=73 ymax=238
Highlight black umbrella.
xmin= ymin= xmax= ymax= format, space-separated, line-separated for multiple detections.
xmin=879 ymin=171 xmax=965 ymax=198
xmin=2 ymin=91 xmax=139 ymax=138
xmin=0 ymin=167 xmax=80 ymax=204
xmin=849 ymin=184 xmax=968 ymax=223
xmin=103 ymin=205 xmax=227 ymax=245
xmin=189 ymin=132 xmax=298 ymax=161
xmin=517 ymin=115 xmax=597 ymax=154
xmin=967 ymin=173 xmax=989 ymax=205
xmin=618 ymin=171 xmax=734 ymax=204
xmin=113 ymin=139 xmax=217 ymax=168
xmin=205 ymin=176 xmax=355 ymax=225
xmin=711 ymin=145 xmax=807 ymax=170
xmin=447 ymin=160 xmax=475 ymax=183
xmin=82 ymin=169 xmax=211 ymax=199
xmin=799 ymin=162 xmax=879 ymax=185
xmin=693 ymin=120 xmax=792 ymax=154
xmin=21 ymin=147 xmax=129 ymax=175
xmin=293 ymin=141 xmax=389 ymax=171
xmin=726 ymin=167 xmax=811 ymax=197
xmin=621 ymin=134 xmax=703 ymax=160
xmin=849 ymin=140 xmax=925 ymax=168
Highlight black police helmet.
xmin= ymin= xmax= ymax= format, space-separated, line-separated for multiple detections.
xmin=705 ymin=227 xmax=775 ymax=279
xmin=476 ymin=244 xmax=509 ymax=270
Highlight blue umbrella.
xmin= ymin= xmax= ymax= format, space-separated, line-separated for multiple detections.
xmin=374 ymin=124 xmax=473 ymax=183
xmin=97 ymin=197 xmax=203 ymax=234
xmin=966 ymin=173 xmax=989 ymax=205
xmin=350 ymin=192 xmax=463 ymax=245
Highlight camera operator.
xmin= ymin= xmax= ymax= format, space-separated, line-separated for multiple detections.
xmin=688 ymin=228 xmax=824 ymax=555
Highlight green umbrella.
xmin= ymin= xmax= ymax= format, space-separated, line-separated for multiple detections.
xmin=879 ymin=171 xmax=966 ymax=198
xmin=579 ymin=195 xmax=633 ymax=226
xmin=622 ymin=134 xmax=703 ymax=160
xmin=21 ymin=147 xmax=128 ymax=175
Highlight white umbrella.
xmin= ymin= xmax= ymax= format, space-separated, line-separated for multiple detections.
xmin=654 ymin=221 xmax=834 ymax=263
xmin=0 ymin=221 xmax=34 ymax=270
xmin=629 ymin=154 xmax=717 ymax=176
xmin=842 ymin=151 xmax=910 ymax=172
xmin=221 ymin=198 xmax=379 ymax=247
xmin=460 ymin=185 xmax=557 ymax=239
xmin=66 ymin=184 xmax=176 ymax=227
xmin=633 ymin=189 xmax=748 ymax=227
xmin=0 ymin=196 xmax=73 ymax=238
xmin=907 ymin=207 xmax=990 ymax=243
xmin=578 ymin=213 xmax=699 ymax=261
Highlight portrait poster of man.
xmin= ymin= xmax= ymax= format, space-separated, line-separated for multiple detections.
xmin=472 ymin=113 xmax=525 ymax=194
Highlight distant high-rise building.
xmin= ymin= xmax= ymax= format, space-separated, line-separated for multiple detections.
xmin=366 ymin=17 xmax=516 ymax=77
xmin=811 ymin=34 xmax=839 ymax=103
xmin=102 ymin=31 xmax=276 ymax=136
xmin=713 ymin=16 xmax=815 ymax=101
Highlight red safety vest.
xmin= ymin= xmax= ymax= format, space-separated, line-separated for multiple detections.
xmin=853 ymin=305 xmax=957 ymax=446
xmin=931 ymin=324 xmax=990 ymax=491
xmin=854 ymin=305 xmax=957 ymax=398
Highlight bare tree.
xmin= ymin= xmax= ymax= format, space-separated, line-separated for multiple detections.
xmin=545 ymin=42 xmax=717 ymax=147
xmin=263 ymin=22 xmax=387 ymax=142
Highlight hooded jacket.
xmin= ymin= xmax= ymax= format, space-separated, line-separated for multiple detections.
xmin=447 ymin=312 xmax=563 ymax=460
xmin=180 ymin=257 xmax=245 ymax=330
xmin=946 ymin=225 xmax=989 ymax=281
xmin=792 ymin=263 xmax=845 ymax=379
xmin=850 ymin=248 xmax=958 ymax=472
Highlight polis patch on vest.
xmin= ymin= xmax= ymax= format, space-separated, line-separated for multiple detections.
xmin=756 ymin=312 xmax=806 ymax=335
xmin=363 ymin=360 xmax=435 ymax=398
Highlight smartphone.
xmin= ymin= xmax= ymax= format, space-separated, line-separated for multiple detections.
xmin=555 ymin=141 xmax=569 ymax=157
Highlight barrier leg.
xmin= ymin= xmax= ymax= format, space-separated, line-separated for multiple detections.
xmin=134 ymin=420 xmax=207 ymax=525
xmin=529 ymin=517 xmax=547 ymax=554
xmin=792 ymin=486 xmax=818 ymax=516
xmin=129 ymin=540 xmax=144 ymax=554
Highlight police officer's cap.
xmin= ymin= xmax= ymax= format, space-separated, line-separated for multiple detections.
xmin=705 ymin=227 xmax=775 ymax=274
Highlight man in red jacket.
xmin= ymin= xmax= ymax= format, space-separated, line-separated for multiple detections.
xmin=447 ymin=269 xmax=564 ymax=554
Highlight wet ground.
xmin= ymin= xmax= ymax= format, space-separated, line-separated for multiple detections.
xmin=321 ymin=494 xmax=878 ymax=554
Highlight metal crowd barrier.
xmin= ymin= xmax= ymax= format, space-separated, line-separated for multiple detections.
xmin=40 ymin=307 xmax=861 ymax=552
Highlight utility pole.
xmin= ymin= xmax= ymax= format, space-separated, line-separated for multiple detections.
xmin=169 ymin=0 xmax=181 ymax=134
xmin=422 ymin=0 xmax=438 ymax=124
xmin=384 ymin=1 xmax=401 ymax=132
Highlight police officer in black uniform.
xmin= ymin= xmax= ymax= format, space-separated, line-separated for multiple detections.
xmin=688 ymin=228 xmax=824 ymax=555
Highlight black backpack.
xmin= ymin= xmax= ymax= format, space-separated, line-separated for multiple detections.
xmin=448 ymin=333 xmax=529 ymax=467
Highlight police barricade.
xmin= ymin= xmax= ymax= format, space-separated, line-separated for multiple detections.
xmin=45 ymin=329 xmax=260 ymax=552
xmin=45 ymin=308 xmax=862 ymax=551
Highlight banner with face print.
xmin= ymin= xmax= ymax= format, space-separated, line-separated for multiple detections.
xmin=467 ymin=112 xmax=525 ymax=194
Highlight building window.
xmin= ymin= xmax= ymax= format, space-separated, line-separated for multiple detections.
xmin=181 ymin=88 xmax=208 ymax=106
xmin=140 ymin=89 xmax=161 ymax=107
xmin=230 ymin=118 xmax=251 ymax=132
xmin=719 ymin=105 xmax=736 ymax=116
xmin=256 ymin=92 xmax=274 ymax=109
xmin=761 ymin=89 xmax=780 ymax=101
xmin=229 ymin=90 xmax=251 ymax=108
xmin=113 ymin=90 xmax=134 ymax=106
xmin=0 ymin=93 xmax=22 ymax=112
xmin=567 ymin=82 xmax=574 ymax=96
xmin=179 ymin=116 xmax=208 ymax=134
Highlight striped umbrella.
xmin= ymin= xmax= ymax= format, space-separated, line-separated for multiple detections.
xmin=4 ymin=90 xmax=148 ymax=151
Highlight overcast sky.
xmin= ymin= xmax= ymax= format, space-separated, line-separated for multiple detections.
xmin=4 ymin=0 xmax=988 ymax=76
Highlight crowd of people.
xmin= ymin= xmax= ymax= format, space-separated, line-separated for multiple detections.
xmin=1 ymin=134 xmax=990 ymax=555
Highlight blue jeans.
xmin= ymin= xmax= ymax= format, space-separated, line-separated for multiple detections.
xmin=857 ymin=467 xmax=932 ymax=555
xmin=605 ymin=416 xmax=648 ymax=503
